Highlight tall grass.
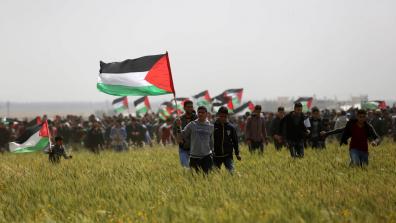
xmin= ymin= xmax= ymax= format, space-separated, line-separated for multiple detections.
xmin=1 ymin=141 xmax=396 ymax=223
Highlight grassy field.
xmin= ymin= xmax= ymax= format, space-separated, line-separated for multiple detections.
xmin=1 ymin=141 xmax=396 ymax=223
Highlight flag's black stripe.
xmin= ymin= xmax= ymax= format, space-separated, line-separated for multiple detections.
xmin=112 ymin=96 xmax=127 ymax=105
xmin=133 ymin=96 xmax=146 ymax=107
xmin=100 ymin=54 xmax=165 ymax=74
xmin=234 ymin=102 xmax=249 ymax=114
xmin=295 ymin=97 xmax=313 ymax=103
xmin=193 ymin=90 xmax=208 ymax=99
xmin=15 ymin=123 xmax=43 ymax=144
xmin=225 ymin=88 xmax=243 ymax=94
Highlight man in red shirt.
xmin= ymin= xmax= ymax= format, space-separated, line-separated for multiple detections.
xmin=325 ymin=109 xmax=380 ymax=166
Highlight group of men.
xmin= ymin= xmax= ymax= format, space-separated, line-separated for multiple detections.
xmin=173 ymin=101 xmax=384 ymax=173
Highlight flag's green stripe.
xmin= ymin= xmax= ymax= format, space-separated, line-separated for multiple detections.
xmin=136 ymin=107 xmax=148 ymax=116
xmin=114 ymin=106 xmax=127 ymax=113
xmin=97 ymin=83 xmax=170 ymax=96
xmin=13 ymin=137 xmax=49 ymax=153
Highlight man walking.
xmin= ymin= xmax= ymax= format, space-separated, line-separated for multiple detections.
xmin=213 ymin=106 xmax=241 ymax=173
xmin=177 ymin=106 xmax=214 ymax=174
xmin=245 ymin=105 xmax=267 ymax=154
xmin=270 ymin=107 xmax=286 ymax=150
xmin=173 ymin=100 xmax=197 ymax=167
xmin=325 ymin=109 xmax=380 ymax=166
xmin=281 ymin=103 xmax=309 ymax=158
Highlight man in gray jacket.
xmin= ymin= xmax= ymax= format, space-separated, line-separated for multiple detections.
xmin=177 ymin=106 xmax=214 ymax=174
xmin=245 ymin=105 xmax=268 ymax=154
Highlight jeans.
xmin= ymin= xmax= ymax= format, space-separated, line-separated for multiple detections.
xmin=179 ymin=146 xmax=190 ymax=168
xmin=213 ymin=156 xmax=234 ymax=173
xmin=249 ymin=141 xmax=264 ymax=154
xmin=189 ymin=155 xmax=214 ymax=174
xmin=288 ymin=141 xmax=304 ymax=158
xmin=349 ymin=149 xmax=369 ymax=166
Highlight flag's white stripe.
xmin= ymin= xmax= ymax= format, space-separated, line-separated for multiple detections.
xmin=112 ymin=102 xmax=126 ymax=110
xmin=136 ymin=103 xmax=146 ymax=110
xmin=98 ymin=72 xmax=152 ymax=87
xmin=9 ymin=131 xmax=41 ymax=152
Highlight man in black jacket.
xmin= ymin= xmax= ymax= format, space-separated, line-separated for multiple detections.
xmin=325 ymin=109 xmax=380 ymax=166
xmin=281 ymin=102 xmax=309 ymax=158
xmin=308 ymin=107 xmax=327 ymax=149
xmin=213 ymin=107 xmax=241 ymax=173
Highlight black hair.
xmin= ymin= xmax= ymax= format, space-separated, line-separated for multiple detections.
xmin=55 ymin=136 xmax=63 ymax=142
xmin=184 ymin=100 xmax=193 ymax=107
xmin=197 ymin=106 xmax=207 ymax=112
xmin=357 ymin=109 xmax=367 ymax=115
xmin=254 ymin=105 xmax=262 ymax=111
xmin=311 ymin=107 xmax=319 ymax=113
xmin=294 ymin=102 xmax=303 ymax=108
xmin=217 ymin=106 xmax=229 ymax=115
xmin=277 ymin=106 xmax=285 ymax=112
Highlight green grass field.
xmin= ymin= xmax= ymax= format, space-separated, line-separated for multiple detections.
xmin=1 ymin=141 xmax=396 ymax=223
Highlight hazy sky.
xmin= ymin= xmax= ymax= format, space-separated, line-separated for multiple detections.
xmin=0 ymin=0 xmax=395 ymax=103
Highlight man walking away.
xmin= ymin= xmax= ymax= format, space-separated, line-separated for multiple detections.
xmin=308 ymin=107 xmax=327 ymax=149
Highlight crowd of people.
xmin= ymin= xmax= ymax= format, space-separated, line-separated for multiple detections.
xmin=1 ymin=100 xmax=396 ymax=172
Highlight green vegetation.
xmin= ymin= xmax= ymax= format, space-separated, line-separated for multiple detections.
xmin=1 ymin=141 xmax=396 ymax=223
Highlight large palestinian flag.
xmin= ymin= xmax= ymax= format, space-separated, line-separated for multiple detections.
xmin=295 ymin=97 xmax=313 ymax=113
xmin=233 ymin=101 xmax=255 ymax=116
xmin=224 ymin=88 xmax=243 ymax=108
xmin=9 ymin=121 xmax=50 ymax=153
xmin=134 ymin=96 xmax=151 ymax=117
xmin=193 ymin=90 xmax=212 ymax=110
xmin=98 ymin=53 xmax=175 ymax=96
xmin=112 ymin=96 xmax=129 ymax=113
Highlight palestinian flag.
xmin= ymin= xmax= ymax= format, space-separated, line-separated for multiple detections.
xmin=212 ymin=92 xmax=237 ymax=113
xmin=233 ymin=101 xmax=255 ymax=116
xmin=295 ymin=97 xmax=313 ymax=113
xmin=224 ymin=88 xmax=243 ymax=108
xmin=9 ymin=121 xmax=50 ymax=153
xmin=172 ymin=97 xmax=190 ymax=115
xmin=112 ymin=96 xmax=129 ymax=113
xmin=361 ymin=100 xmax=387 ymax=110
xmin=158 ymin=102 xmax=174 ymax=121
xmin=98 ymin=53 xmax=175 ymax=96
xmin=193 ymin=90 xmax=212 ymax=109
xmin=134 ymin=96 xmax=151 ymax=117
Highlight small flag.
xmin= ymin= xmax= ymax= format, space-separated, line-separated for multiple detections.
xmin=295 ymin=97 xmax=313 ymax=113
xmin=112 ymin=96 xmax=129 ymax=113
xmin=361 ymin=100 xmax=387 ymax=110
xmin=233 ymin=101 xmax=255 ymax=116
xmin=172 ymin=97 xmax=190 ymax=115
xmin=134 ymin=96 xmax=151 ymax=117
xmin=9 ymin=121 xmax=50 ymax=153
xmin=158 ymin=102 xmax=174 ymax=120
xmin=98 ymin=53 xmax=175 ymax=96
xmin=193 ymin=90 xmax=212 ymax=110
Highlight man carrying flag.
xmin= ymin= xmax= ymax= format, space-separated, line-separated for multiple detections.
xmin=173 ymin=100 xmax=197 ymax=168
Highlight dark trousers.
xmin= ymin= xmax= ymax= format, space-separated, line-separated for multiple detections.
xmin=288 ymin=141 xmax=304 ymax=158
xmin=249 ymin=141 xmax=264 ymax=154
xmin=189 ymin=155 xmax=214 ymax=174
xmin=213 ymin=156 xmax=234 ymax=172
xmin=309 ymin=139 xmax=325 ymax=149
xmin=274 ymin=141 xmax=284 ymax=151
